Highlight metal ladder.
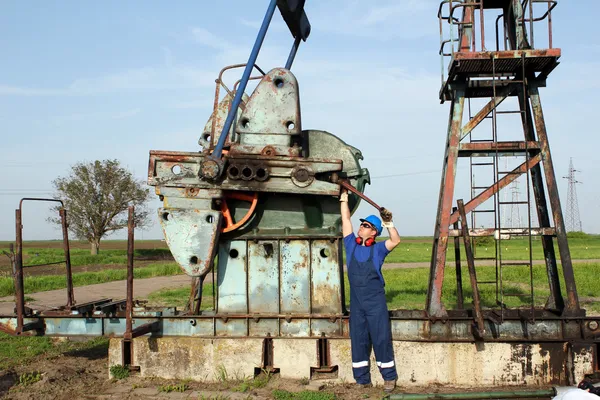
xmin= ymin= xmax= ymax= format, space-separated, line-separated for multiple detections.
xmin=467 ymin=99 xmax=500 ymax=303
xmin=491 ymin=54 xmax=535 ymax=320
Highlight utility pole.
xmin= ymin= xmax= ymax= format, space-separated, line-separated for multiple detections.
xmin=563 ymin=158 xmax=583 ymax=232
xmin=508 ymin=180 xmax=523 ymax=228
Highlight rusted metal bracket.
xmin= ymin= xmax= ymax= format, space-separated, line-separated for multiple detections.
xmin=310 ymin=336 xmax=339 ymax=379
xmin=256 ymin=336 xmax=280 ymax=376
xmin=457 ymin=199 xmax=486 ymax=339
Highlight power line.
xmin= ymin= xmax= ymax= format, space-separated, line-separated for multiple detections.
xmin=563 ymin=157 xmax=583 ymax=232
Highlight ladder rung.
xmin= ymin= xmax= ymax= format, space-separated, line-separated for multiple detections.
xmin=470 ymin=139 xmax=495 ymax=143
xmin=498 ymin=201 xmax=529 ymax=205
xmin=496 ymin=110 xmax=525 ymax=114
xmin=474 ymin=257 xmax=496 ymax=260
xmin=491 ymin=78 xmax=525 ymax=83
xmin=473 ymin=209 xmax=495 ymax=213
xmin=478 ymin=281 xmax=497 ymax=284
xmin=472 ymin=162 xmax=495 ymax=166
xmin=501 ymin=262 xmax=532 ymax=266
xmin=498 ymin=171 xmax=523 ymax=175
xmin=473 ymin=186 xmax=492 ymax=189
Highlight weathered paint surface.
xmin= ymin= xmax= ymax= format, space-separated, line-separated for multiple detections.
xmin=310 ymin=240 xmax=342 ymax=315
xmin=210 ymin=239 xmax=344 ymax=336
xmin=217 ymin=241 xmax=248 ymax=314
xmin=248 ymin=240 xmax=279 ymax=314
xmin=280 ymin=240 xmax=310 ymax=313
xmin=237 ymin=68 xmax=301 ymax=147
xmin=109 ymin=338 xmax=596 ymax=387
xmin=159 ymin=208 xmax=221 ymax=277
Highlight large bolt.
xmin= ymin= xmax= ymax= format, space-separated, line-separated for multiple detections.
xmin=200 ymin=160 xmax=220 ymax=179
xmin=294 ymin=168 xmax=309 ymax=182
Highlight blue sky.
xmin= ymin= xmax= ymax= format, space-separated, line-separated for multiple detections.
xmin=1 ymin=0 xmax=598 ymax=242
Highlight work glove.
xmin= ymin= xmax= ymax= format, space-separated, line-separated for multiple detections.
xmin=380 ymin=207 xmax=394 ymax=229
xmin=339 ymin=189 xmax=348 ymax=202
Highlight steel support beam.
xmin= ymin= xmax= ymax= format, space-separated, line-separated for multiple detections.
xmin=448 ymin=153 xmax=541 ymax=226
xmin=529 ymin=86 xmax=580 ymax=315
xmin=427 ymin=89 xmax=465 ymax=318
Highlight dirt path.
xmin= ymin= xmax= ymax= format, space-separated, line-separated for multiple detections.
xmin=0 ymin=275 xmax=194 ymax=315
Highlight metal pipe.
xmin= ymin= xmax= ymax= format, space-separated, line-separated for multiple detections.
xmin=285 ymin=35 xmax=301 ymax=70
xmin=124 ymin=206 xmax=134 ymax=340
xmin=14 ymin=209 xmax=25 ymax=334
xmin=388 ymin=388 xmax=556 ymax=399
xmin=457 ymin=199 xmax=485 ymax=337
xmin=60 ymin=208 xmax=74 ymax=307
xmin=339 ymin=180 xmax=383 ymax=211
xmin=211 ymin=0 xmax=278 ymax=159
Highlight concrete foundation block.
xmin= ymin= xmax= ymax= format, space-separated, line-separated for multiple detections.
xmin=108 ymin=338 xmax=595 ymax=387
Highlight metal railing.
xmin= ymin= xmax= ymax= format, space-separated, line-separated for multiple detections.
xmin=438 ymin=0 xmax=558 ymax=85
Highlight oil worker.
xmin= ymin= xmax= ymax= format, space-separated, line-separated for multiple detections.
xmin=339 ymin=188 xmax=401 ymax=393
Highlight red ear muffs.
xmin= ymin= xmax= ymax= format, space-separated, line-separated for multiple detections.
xmin=355 ymin=237 xmax=375 ymax=247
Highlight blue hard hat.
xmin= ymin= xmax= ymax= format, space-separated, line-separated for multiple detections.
xmin=359 ymin=215 xmax=383 ymax=236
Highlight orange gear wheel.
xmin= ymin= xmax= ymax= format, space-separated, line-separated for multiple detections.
xmin=220 ymin=191 xmax=259 ymax=233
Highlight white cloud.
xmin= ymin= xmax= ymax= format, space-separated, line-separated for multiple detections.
xmin=161 ymin=46 xmax=174 ymax=68
xmin=239 ymin=18 xmax=261 ymax=30
xmin=0 ymin=66 xmax=215 ymax=97
xmin=191 ymin=27 xmax=231 ymax=50
xmin=0 ymin=85 xmax=63 ymax=96
xmin=51 ymin=108 xmax=142 ymax=124
xmin=166 ymin=99 xmax=211 ymax=110
xmin=309 ymin=0 xmax=438 ymax=40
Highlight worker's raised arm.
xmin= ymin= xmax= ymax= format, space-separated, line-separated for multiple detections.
xmin=380 ymin=208 xmax=401 ymax=251
xmin=340 ymin=189 xmax=353 ymax=238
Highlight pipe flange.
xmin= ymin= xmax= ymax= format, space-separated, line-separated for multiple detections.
xmin=227 ymin=164 xmax=241 ymax=180
xmin=254 ymin=165 xmax=270 ymax=182
xmin=240 ymin=164 xmax=255 ymax=181
xmin=291 ymin=165 xmax=314 ymax=187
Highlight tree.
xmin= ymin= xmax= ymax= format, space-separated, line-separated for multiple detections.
xmin=51 ymin=160 xmax=151 ymax=255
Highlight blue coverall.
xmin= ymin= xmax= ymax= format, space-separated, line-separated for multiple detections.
xmin=345 ymin=233 xmax=398 ymax=384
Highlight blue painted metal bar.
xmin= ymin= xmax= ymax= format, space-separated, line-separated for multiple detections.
xmin=285 ymin=36 xmax=302 ymax=70
xmin=211 ymin=0 xmax=278 ymax=159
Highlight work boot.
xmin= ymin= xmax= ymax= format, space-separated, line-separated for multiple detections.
xmin=383 ymin=379 xmax=396 ymax=393
xmin=356 ymin=382 xmax=372 ymax=389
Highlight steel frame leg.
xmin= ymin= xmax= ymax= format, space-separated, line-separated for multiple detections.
xmin=427 ymin=89 xmax=465 ymax=318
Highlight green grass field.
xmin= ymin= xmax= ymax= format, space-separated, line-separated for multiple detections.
xmin=0 ymin=262 xmax=181 ymax=297
xmin=0 ymin=333 xmax=108 ymax=370
xmin=384 ymin=235 xmax=600 ymax=263
xmin=378 ymin=262 xmax=600 ymax=313
xmin=147 ymin=283 xmax=214 ymax=310
xmin=1 ymin=235 xmax=597 ymax=314
xmin=1 ymin=235 xmax=599 ymax=269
